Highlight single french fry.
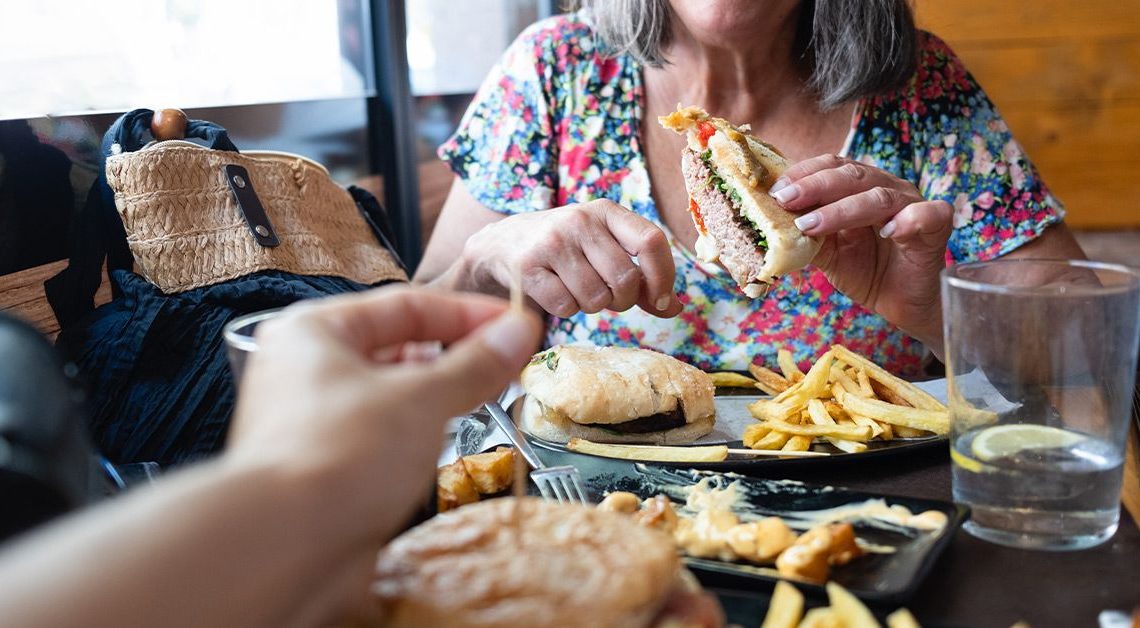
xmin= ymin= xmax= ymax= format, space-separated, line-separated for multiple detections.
xmin=824 ymin=400 xmax=851 ymax=422
xmin=772 ymin=351 xmax=833 ymax=406
xmin=567 ymin=438 xmax=729 ymax=462
xmin=831 ymin=367 xmax=864 ymax=397
xmin=848 ymin=414 xmax=884 ymax=438
xmin=748 ymin=398 xmax=800 ymax=423
xmin=869 ymin=377 xmax=912 ymax=407
xmin=798 ymin=607 xmax=842 ymax=628
xmin=806 ymin=399 xmax=868 ymax=453
xmin=886 ymin=608 xmax=922 ymax=628
xmin=831 ymin=344 xmax=946 ymax=411
xmin=826 ymin=581 xmax=881 ymax=628
xmin=759 ymin=420 xmax=873 ymax=440
xmin=710 ymin=371 xmax=761 ymax=388
xmin=749 ymin=362 xmax=791 ymax=395
xmin=856 ymin=369 xmax=875 ymax=398
xmin=760 ymin=580 xmax=805 ymax=628
xmin=894 ymin=425 xmax=928 ymax=438
xmin=753 ymin=429 xmax=794 ymax=450
xmin=836 ymin=390 xmax=949 ymax=435
xmin=878 ymin=419 xmax=895 ymax=440
xmin=782 ymin=435 xmax=814 ymax=452
xmin=742 ymin=423 xmax=772 ymax=448
xmin=777 ymin=349 xmax=805 ymax=382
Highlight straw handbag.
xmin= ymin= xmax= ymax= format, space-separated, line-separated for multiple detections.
xmin=49 ymin=108 xmax=408 ymax=466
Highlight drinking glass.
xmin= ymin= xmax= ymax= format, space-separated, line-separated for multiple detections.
xmin=222 ymin=308 xmax=284 ymax=386
xmin=942 ymin=259 xmax=1140 ymax=550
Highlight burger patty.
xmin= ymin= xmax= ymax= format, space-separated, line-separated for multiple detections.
xmin=585 ymin=407 xmax=687 ymax=434
xmin=681 ymin=148 xmax=767 ymax=286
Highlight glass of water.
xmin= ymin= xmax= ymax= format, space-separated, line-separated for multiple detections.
xmin=942 ymin=259 xmax=1140 ymax=550
xmin=222 ymin=308 xmax=284 ymax=386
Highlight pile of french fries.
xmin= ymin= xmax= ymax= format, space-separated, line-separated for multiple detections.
xmin=761 ymin=580 xmax=920 ymax=628
xmin=718 ymin=345 xmax=948 ymax=454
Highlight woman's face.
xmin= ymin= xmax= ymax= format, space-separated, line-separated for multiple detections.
xmin=665 ymin=0 xmax=800 ymax=45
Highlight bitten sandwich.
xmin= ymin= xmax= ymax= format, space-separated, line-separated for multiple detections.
xmin=659 ymin=105 xmax=821 ymax=297
xmin=519 ymin=345 xmax=715 ymax=445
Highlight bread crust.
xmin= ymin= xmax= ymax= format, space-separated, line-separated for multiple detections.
xmin=372 ymin=498 xmax=680 ymax=628
xmin=519 ymin=395 xmax=716 ymax=445
xmin=520 ymin=345 xmax=715 ymax=426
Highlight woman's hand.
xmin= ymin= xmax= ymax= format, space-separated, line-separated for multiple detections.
xmin=769 ymin=155 xmax=953 ymax=355
xmin=455 ymin=199 xmax=683 ymax=318
xmin=228 ymin=286 xmax=542 ymax=544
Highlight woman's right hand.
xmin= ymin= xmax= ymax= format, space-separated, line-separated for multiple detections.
xmin=456 ymin=199 xmax=682 ymax=318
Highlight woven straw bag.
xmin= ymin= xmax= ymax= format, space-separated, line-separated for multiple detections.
xmin=104 ymin=141 xmax=406 ymax=293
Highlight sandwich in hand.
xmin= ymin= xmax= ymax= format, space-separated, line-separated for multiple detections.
xmin=659 ymin=105 xmax=821 ymax=297
xmin=519 ymin=345 xmax=715 ymax=445
xmin=370 ymin=497 xmax=725 ymax=627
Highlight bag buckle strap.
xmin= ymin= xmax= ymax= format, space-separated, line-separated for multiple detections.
xmin=224 ymin=164 xmax=280 ymax=247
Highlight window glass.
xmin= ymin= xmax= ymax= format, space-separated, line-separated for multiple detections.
xmin=0 ymin=0 xmax=372 ymax=121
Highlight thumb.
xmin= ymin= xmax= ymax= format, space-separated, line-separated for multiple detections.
xmin=416 ymin=310 xmax=543 ymax=419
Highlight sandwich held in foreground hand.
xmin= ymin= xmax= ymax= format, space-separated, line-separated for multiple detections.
xmin=369 ymin=497 xmax=725 ymax=628
xmin=659 ymin=106 xmax=821 ymax=297
xmin=520 ymin=345 xmax=716 ymax=445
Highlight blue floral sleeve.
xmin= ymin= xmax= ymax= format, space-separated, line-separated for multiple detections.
xmin=437 ymin=22 xmax=566 ymax=215
xmin=907 ymin=34 xmax=1065 ymax=263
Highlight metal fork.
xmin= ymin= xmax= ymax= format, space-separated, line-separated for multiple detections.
xmin=483 ymin=400 xmax=589 ymax=503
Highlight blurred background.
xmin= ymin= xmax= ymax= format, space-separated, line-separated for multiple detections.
xmin=0 ymin=0 xmax=1136 ymax=287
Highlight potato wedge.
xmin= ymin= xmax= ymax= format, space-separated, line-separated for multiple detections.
xmin=436 ymin=459 xmax=479 ymax=512
xmin=567 ymin=438 xmax=728 ymax=462
xmin=461 ymin=446 xmax=515 ymax=494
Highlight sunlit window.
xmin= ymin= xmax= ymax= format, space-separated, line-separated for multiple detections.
xmin=0 ymin=0 xmax=372 ymax=121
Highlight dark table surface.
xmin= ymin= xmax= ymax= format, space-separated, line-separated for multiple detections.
xmin=533 ymin=443 xmax=1140 ymax=627
xmin=730 ymin=448 xmax=1140 ymax=627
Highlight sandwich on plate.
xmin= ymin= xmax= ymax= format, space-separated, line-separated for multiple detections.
xmin=369 ymin=497 xmax=724 ymax=628
xmin=659 ymin=105 xmax=821 ymax=297
xmin=518 ymin=345 xmax=715 ymax=445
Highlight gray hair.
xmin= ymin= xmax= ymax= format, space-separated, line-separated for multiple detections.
xmin=567 ymin=0 xmax=918 ymax=109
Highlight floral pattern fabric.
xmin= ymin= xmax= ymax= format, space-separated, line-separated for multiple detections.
xmin=439 ymin=14 xmax=1064 ymax=376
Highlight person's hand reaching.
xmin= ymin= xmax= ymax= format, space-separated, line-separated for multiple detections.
xmin=770 ymin=154 xmax=953 ymax=356
xmin=458 ymin=199 xmax=683 ymax=319
xmin=227 ymin=285 xmax=543 ymax=543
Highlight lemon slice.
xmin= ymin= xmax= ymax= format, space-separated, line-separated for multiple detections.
xmin=970 ymin=424 xmax=1087 ymax=461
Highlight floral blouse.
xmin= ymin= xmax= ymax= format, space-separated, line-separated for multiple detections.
xmin=439 ymin=13 xmax=1064 ymax=376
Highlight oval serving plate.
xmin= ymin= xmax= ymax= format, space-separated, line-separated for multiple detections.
xmin=509 ymin=393 xmax=947 ymax=471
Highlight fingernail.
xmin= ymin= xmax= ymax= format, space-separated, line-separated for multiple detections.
xmin=481 ymin=312 xmax=535 ymax=364
xmin=655 ymin=295 xmax=671 ymax=311
xmin=769 ymin=177 xmax=790 ymax=194
xmin=771 ymin=183 xmax=799 ymax=205
xmin=879 ymin=220 xmax=897 ymax=239
xmin=793 ymin=212 xmax=820 ymax=231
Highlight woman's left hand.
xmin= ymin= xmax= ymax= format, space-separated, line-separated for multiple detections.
xmin=769 ymin=154 xmax=953 ymax=356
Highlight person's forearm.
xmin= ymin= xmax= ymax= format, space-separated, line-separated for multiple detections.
xmin=0 ymin=459 xmax=374 ymax=628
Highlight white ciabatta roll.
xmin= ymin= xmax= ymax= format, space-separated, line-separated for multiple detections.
xmin=659 ymin=105 xmax=821 ymax=297
xmin=519 ymin=345 xmax=715 ymax=445
xmin=370 ymin=497 xmax=721 ymax=628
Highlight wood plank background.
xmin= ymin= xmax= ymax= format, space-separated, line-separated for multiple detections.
xmin=914 ymin=0 xmax=1140 ymax=228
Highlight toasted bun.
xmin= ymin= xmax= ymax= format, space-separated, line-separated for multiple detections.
xmin=371 ymin=497 xmax=682 ymax=628
xmin=520 ymin=345 xmax=715 ymax=426
xmin=659 ymin=106 xmax=821 ymax=295
xmin=519 ymin=395 xmax=716 ymax=445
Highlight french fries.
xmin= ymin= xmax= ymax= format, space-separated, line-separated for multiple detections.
xmin=709 ymin=371 xmax=762 ymax=388
xmin=745 ymin=345 xmax=949 ymax=453
xmin=760 ymin=580 xmax=922 ymax=628
xmin=567 ymin=438 xmax=729 ymax=463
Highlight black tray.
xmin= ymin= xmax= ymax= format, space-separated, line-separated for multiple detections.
xmin=532 ymin=446 xmax=967 ymax=604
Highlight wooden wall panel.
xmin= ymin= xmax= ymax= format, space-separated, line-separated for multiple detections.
xmin=914 ymin=1 xmax=1140 ymax=228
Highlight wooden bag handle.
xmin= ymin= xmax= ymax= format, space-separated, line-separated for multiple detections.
xmin=151 ymin=108 xmax=187 ymax=141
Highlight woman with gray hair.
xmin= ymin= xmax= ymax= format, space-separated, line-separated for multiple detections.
xmin=416 ymin=0 xmax=1084 ymax=376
